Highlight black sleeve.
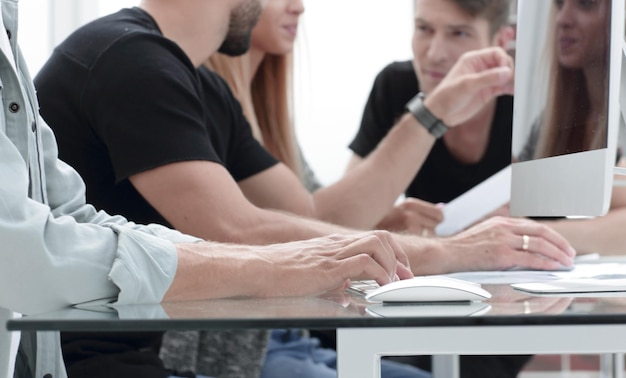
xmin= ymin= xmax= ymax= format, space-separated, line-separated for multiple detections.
xmin=82 ymin=34 xmax=219 ymax=183
xmin=349 ymin=62 xmax=418 ymax=158
xmin=198 ymin=67 xmax=279 ymax=181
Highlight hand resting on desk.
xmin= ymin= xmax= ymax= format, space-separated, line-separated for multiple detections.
xmin=429 ymin=216 xmax=576 ymax=274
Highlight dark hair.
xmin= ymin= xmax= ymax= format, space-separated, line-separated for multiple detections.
xmin=450 ymin=0 xmax=511 ymax=35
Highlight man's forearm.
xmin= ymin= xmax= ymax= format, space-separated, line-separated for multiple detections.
xmin=189 ymin=206 xmax=358 ymax=245
xmin=313 ymin=114 xmax=435 ymax=229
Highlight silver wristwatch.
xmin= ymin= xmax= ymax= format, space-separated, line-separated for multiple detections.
xmin=405 ymin=92 xmax=448 ymax=139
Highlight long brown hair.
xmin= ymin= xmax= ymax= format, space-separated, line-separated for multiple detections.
xmin=205 ymin=52 xmax=302 ymax=177
xmin=534 ymin=2 xmax=610 ymax=158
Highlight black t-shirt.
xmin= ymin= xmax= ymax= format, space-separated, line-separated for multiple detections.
xmin=35 ymin=7 xmax=277 ymax=228
xmin=349 ymin=60 xmax=512 ymax=203
xmin=35 ymin=7 xmax=277 ymax=378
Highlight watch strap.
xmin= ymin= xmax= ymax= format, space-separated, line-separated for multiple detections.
xmin=405 ymin=92 xmax=448 ymax=139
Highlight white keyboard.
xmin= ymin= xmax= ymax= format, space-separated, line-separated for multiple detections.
xmin=347 ymin=280 xmax=381 ymax=297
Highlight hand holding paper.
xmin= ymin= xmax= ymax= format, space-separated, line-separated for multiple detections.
xmin=435 ymin=165 xmax=512 ymax=236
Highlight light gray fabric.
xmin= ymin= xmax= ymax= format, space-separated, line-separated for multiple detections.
xmin=160 ymin=330 xmax=270 ymax=378
xmin=0 ymin=1 xmax=201 ymax=376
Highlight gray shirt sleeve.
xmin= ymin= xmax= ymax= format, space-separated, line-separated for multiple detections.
xmin=0 ymin=116 xmax=200 ymax=315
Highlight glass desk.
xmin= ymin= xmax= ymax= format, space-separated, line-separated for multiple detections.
xmin=8 ymin=283 xmax=626 ymax=378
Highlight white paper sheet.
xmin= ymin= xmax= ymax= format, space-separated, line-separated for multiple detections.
xmin=512 ymin=278 xmax=626 ymax=294
xmin=446 ymin=263 xmax=626 ymax=285
xmin=435 ymin=165 xmax=511 ymax=236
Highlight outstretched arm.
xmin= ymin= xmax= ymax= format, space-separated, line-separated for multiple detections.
xmin=316 ymin=47 xmax=514 ymax=229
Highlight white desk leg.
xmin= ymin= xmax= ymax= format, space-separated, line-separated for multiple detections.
xmin=615 ymin=353 xmax=625 ymax=378
xmin=338 ymin=325 xmax=626 ymax=378
xmin=600 ymin=353 xmax=624 ymax=378
xmin=337 ymin=330 xmax=460 ymax=378
xmin=337 ymin=328 xmax=382 ymax=378
xmin=432 ymin=355 xmax=460 ymax=378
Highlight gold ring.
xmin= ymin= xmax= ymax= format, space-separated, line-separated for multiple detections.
xmin=522 ymin=234 xmax=530 ymax=251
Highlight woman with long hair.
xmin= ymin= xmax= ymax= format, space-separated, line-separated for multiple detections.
xmin=518 ymin=0 xmax=626 ymax=255
xmin=206 ymin=0 xmax=313 ymax=189
xmin=533 ymin=0 xmax=611 ymax=158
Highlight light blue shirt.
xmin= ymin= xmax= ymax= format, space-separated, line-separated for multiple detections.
xmin=0 ymin=1 xmax=200 ymax=376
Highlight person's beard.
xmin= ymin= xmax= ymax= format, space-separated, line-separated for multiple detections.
xmin=218 ymin=0 xmax=263 ymax=56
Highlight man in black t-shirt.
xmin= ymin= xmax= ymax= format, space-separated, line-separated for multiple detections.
xmin=349 ymin=0 xmax=516 ymax=237
xmin=35 ymin=0 xmax=575 ymax=377
xmin=346 ymin=1 xmax=534 ymax=377
xmin=36 ymin=3 xmax=278 ymax=377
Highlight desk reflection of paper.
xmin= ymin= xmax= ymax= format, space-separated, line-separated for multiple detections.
xmin=435 ymin=165 xmax=511 ymax=236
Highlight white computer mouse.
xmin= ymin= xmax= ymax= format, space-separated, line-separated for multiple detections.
xmin=365 ymin=276 xmax=492 ymax=303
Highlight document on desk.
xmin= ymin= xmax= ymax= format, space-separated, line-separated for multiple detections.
xmin=447 ymin=263 xmax=626 ymax=285
xmin=435 ymin=165 xmax=511 ymax=236
xmin=512 ymin=278 xmax=626 ymax=294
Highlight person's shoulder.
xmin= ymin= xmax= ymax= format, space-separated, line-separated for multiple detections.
xmin=373 ymin=60 xmax=419 ymax=94
xmin=55 ymin=8 xmax=167 ymax=66
xmin=369 ymin=60 xmax=419 ymax=107
xmin=197 ymin=66 xmax=233 ymax=96
xmin=381 ymin=60 xmax=415 ymax=75
xmin=66 ymin=8 xmax=157 ymax=42
xmin=377 ymin=60 xmax=416 ymax=81
xmin=197 ymin=65 xmax=240 ymax=109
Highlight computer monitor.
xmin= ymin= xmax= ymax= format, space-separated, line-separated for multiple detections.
xmin=510 ymin=0 xmax=624 ymax=217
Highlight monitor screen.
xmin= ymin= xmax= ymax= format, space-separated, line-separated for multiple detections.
xmin=510 ymin=0 xmax=624 ymax=217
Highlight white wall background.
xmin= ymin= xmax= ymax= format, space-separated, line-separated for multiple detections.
xmin=18 ymin=0 xmax=413 ymax=186
xmin=294 ymin=1 xmax=414 ymax=184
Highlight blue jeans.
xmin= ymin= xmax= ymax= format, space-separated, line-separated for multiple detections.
xmin=261 ymin=329 xmax=431 ymax=378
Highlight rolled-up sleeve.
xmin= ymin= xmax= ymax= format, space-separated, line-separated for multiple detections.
xmin=108 ymin=224 xmax=181 ymax=305
xmin=0 ymin=118 xmax=200 ymax=315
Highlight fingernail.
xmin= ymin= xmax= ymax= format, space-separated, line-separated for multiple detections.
xmin=497 ymin=66 xmax=513 ymax=83
xmin=436 ymin=202 xmax=446 ymax=209
xmin=569 ymin=247 xmax=577 ymax=257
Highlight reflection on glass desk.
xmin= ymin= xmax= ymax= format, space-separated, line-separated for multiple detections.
xmin=8 ymin=284 xmax=626 ymax=332
xmin=8 ymin=283 xmax=626 ymax=378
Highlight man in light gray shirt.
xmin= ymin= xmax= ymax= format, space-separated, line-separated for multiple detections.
xmin=0 ymin=1 xmax=415 ymax=376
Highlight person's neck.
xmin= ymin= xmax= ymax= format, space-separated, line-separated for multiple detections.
xmin=248 ymin=46 xmax=266 ymax=85
xmin=140 ymin=1 xmax=231 ymax=67
xmin=584 ymin=64 xmax=605 ymax=117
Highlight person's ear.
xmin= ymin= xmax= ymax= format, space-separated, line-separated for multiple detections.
xmin=494 ymin=25 xmax=515 ymax=50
